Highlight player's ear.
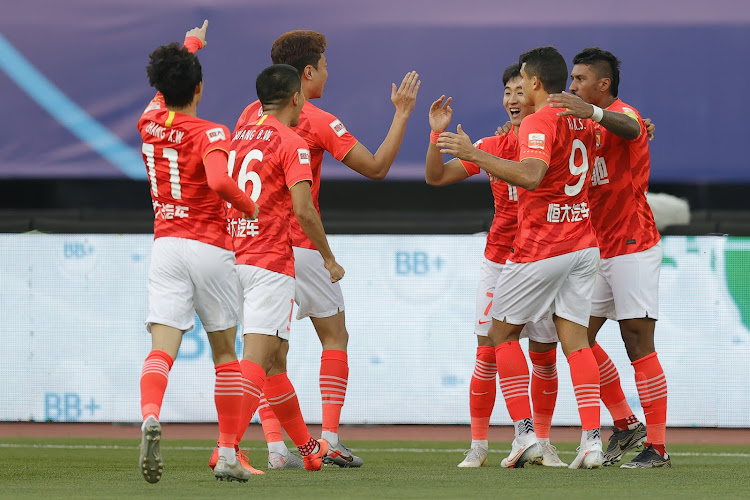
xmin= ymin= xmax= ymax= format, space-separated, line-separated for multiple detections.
xmin=194 ymin=81 xmax=203 ymax=96
xmin=304 ymin=65 xmax=314 ymax=81
xmin=599 ymin=77 xmax=611 ymax=94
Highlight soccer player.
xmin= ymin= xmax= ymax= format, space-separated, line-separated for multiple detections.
xmin=212 ymin=63 xmax=345 ymax=473
xmin=437 ymin=46 xmax=604 ymax=469
xmin=548 ymin=47 xmax=669 ymax=468
xmin=235 ymin=30 xmax=420 ymax=468
xmin=425 ymin=64 xmax=566 ymax=468
xmin=137 ymin=21 xmax=259 ymax=483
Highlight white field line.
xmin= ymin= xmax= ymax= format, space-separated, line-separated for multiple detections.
xmin=0 ymin=443 xmax=749 ymax=458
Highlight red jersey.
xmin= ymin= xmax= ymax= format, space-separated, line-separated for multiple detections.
xmin=513 ymin=105 xmax=599 ymax=263
xmin=459 ymin=130 xmax=520 ymax=264
xmin=138 ymin=95 xmax=233 ymax=250
xmin=588 ymin=99 xmax=660 ymax=259
xmin=227 ymin=114 xmax=313 ymax=277
xmin=237 ymin=100 xmax=358 ymax=250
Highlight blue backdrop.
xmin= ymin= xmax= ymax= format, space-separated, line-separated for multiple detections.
xmin=1 ymin=0 xmax=749 ymax=182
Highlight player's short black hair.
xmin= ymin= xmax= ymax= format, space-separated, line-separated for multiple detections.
xmin=146 ymin=42 xmax=202 ymax=108
xmin=256 ymin=64 xmax=302 ymax=108
xmin=573 ymin=47 xmax=621 ymax=97
xmin=502 ymin=64 xmax=521 ymax=86
xmin=271 ymin=30 xmax=327 ymax=75
xmin=519 ymin=46 xmax=567 ymax=94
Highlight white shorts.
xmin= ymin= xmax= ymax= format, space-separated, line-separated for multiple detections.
xmin=491 ymin=247 xmax=600 ymax=328
xmin=237 ymin=265 xmax=295 ymax=340
xmin=591 ymin=241 xmax=661 ymax=321
xmin=146 ymin=237 xmax=239 ymax=333
xmin=475 ymin=258 xmax=559 ymax=342
xmin=293 ymin=246 xmax=345 ymax=320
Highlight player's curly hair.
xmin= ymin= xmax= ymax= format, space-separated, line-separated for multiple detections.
xmin=519 ymin=46 xmax=567 ymax=94
xmin=271 ymin=30 xmax=327 ymax=75
xmin=146 ymin=42 xmax=202 ymax=108
xmin=256 ymin=64 xmax=302 ymax=108
xmin=573 ymin=47 xmax=621 ymax=98
xmin=502 ymin=64 xmax=521 ymax=86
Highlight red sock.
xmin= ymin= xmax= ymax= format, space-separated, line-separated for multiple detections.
xmin=591 ymin=343 xmax=638 ymax=429
xmin=495 ymin=341 xmax=531 ymax=421
xmin=140 ymin=350 xmax=174 ymax=420
xmin=215 ymin=360 xmax=244 ymax=449
xmin=258 ymin=395 xmax=284 ymax=443
xmin=265 ymin=372 xmax=312 ymax=448
xmin=235 ymin=360 xmax=266 ymax=445
xmin=529 ymin=349 xmax=557 ymax=439
xmin=469 ymin=346 xmax=497 ymax=441
xmin=567 ymin=348 xmax=601 ymax=431
xmin=632 ymin=352 xmax=667 ymax=453
xmin=320 ymin=350 xmax=348 ymax=434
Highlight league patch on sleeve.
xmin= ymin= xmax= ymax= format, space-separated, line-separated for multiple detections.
xmin=621 ymin=107 xmax=639 ymax=122
xmin=473 ymin=139 xmax=483 ymax=148
xmin=297 ymin=148 xmax=311 ymax=164
xmin=528 ymin=133 xmax=546 ymax=150
xmin=329 ymin=119 xmax=347 ymax=137
xmin=206 ymin=127 xmax=226 ymax=143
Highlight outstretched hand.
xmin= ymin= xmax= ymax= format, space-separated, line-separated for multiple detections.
xmin=548 ymin=91 xmax=594 ymax=119
xmin=186 ymin=20 xmax=209 ymax=47
xmin=436 ymin=124 xmax=475 ymax=161
xmin=391 ymin=71 xmax=421 ymax=117
xmin=428 ymin=95 xmax=453 ymax=133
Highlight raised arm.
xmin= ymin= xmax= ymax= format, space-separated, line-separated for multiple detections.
xmin=548 ymin=91 xmax=640 ymax=140
xmin=204 ymin=149 xmax=258 ymax=219
xmin=437 ymin=125 xmax=547 ymax=191
xmin=425 ymin=95 xmax=470 ymax=186
xmin=290 ymin=181 xmax=344 ymax=283
xmin=341 ymin=71 xmax=421 ymax=180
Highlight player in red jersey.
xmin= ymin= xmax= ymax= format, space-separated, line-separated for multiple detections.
xmin=426 ymin=64 xmax=567 ymax=468
xmin=136 ymin=21 xmax=259 ymax=484
xmin=235 ymin=30 xmax=420 ymax=468
xmin=438 ymin=46 xmax=604 ymax=469
xmin=548 ymin=47 xmax=668 ymax=468
xmin=208 ymin=64 xmax=344 ymax=473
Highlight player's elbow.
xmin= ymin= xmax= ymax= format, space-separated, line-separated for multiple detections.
xmin=368 ymin=166 xmax=389 ymax=181
xmin=523 ymin=173 xmax=544 ymax=191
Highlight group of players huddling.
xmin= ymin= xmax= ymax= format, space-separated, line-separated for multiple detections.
xmin=137 ymin=19 xmax=668 ymax=484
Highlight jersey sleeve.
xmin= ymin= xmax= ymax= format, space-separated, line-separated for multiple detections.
xmin=194 ymin=123 xmax=231 ymax=161
xmin=311 ymin=110 xmax=358 ymax=161
xmin=278 ymin=133 xmax=314 ymax=189
xmin=519 ymin=112 xmax=555 ymax=165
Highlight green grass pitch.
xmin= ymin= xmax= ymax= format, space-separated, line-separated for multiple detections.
xmin=1 ymin=438 xmax=749 ymax=499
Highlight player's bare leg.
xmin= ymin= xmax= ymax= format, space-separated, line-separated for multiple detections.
xmin=489 ymin=319 xmax=542 ymax=468
xmin=588 ymin=316 xmax=647 ymax=465
xmin=310 ymin=312 xmax=362 ymax=467
xmin=458 ymin=335 xmax=496 ymax=468
xmin=528 ymin=340 xmax=567 ymax=467
xmin=555 ymin=316 xmax=603 ymax=469
xmin=618 ymin=317 xmax=669 ymax=468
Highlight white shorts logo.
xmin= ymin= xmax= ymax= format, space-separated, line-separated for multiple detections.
xmin=297 ymin=148 xmax=311 ymax=164
xmin=528 ymin=133 xmax=545 ymax=150
xmin=206 ymin=127 xmax=226 ymax=143
xmin=329 ymin=119 xmax=347 ymax=137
